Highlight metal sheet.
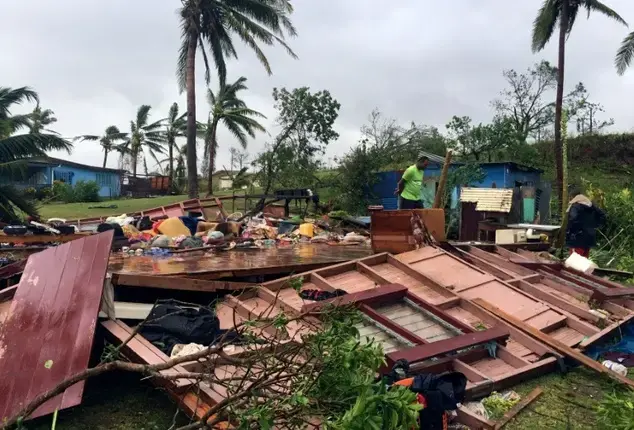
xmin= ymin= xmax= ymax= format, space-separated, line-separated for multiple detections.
xmin=108 ymin=244 xmax=372 ymax=277
xmin=0 ymin=231 xmax=114 ymax=421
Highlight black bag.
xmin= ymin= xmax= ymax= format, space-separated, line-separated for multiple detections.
xmin=138 ymin=300 xmax=233 ymax=355
xmin=410 ymin=372 xmax=467 ymax=430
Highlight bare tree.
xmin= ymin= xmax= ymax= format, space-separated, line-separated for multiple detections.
xmin=492 ymin=61 xmax=558 ymax=144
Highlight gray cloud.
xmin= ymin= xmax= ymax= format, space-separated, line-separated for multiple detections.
xmin=2 ymin=0 xmax=634 ymax=171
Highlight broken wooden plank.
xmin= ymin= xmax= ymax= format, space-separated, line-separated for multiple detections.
xmin=0 ymin=231 xmax=114 ymax=421
xmin=494 ymin=387 xmax=543 ymax=429
xmin=300 ymin=284 xmax=408 ymax=313
xmin=112 ymin=273 xmax=254 ymax=292
xmin=472 ymin=298 xmax=634 ymax=390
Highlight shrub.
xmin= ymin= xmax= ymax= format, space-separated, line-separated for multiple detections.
xmin=52 ymin=180 xmax=74 ymax=203
xmin=73 ymin=180 xmax=100 ymax=202
xmin=35 ymin=187 xmax=52 ymax=201
xmin=51 ymin=180 xmax=100 ymax=203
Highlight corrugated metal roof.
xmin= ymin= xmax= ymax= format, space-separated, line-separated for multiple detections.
xmin=460 ymin=187 xmax=513 ymax=213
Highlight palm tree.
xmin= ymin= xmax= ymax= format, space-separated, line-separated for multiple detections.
xmin=163 ymin=102 xmax=187 ymax=184
xmin=27 ymin=103 xmax=57 ymax=134
xmin=76 ymin=126 xmax=128 ymax=168
xmin=204 ymin=76 xmax=265 ymax=194
xmin=0 ymin=86 xmax=71 ymax=221
xmin=615 ymin=32 xmax=634 ymax=75
xmin=177 ymin=0 xmax=297 ymax=198
xmin=123 ymin=105 xmax=165 ymax=177
xmin=532 ymin=0 xmax=626 ymax=212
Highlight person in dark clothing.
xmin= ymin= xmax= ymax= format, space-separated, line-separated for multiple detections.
xmin=565 ymin=193 xmax=606 ymax=258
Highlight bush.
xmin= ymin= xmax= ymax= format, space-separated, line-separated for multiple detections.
xmin=51 ymin=180 xmax=100 ymax=203
xmin=73 ymin=180 xmax=100 ymax=202
xmin=52 ymin=180 xmax=74 ymax=203
xmin=35 ymin=187 xmax=52 ymax=201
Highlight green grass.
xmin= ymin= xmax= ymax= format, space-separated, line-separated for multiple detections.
xmin=21 ymin=366 xmax=625 ymax=429
xmin=27 ymin=372 xmax=188 ymax=430
xmin=38 ymin=195 xmax=190 ymax=220
xmin=498 ymin=366 xmax=627 ymax=429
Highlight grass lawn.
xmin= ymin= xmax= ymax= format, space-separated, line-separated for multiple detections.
xmin=37 ymin=190 xmax=259 ymax=220
xmin=24 ymin=366 xmax=627 ymax=429
xmin=38 ymin=195 xmax=190 ymax=220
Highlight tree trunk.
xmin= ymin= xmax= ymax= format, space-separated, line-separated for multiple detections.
xmin=169 ymin=139 xmax=174 ymax=181
xmin=103 ymin=150 xmax=108 ymax=169
xmin=206 ymin=119 xmax=219 ymax=195
xmin=554 ymin=2 xmax=568 ymax=215
xmin=185 ymin=32 xmax=199 ymax=198
xmin=131 ymin=148 xmax=138 ymax=177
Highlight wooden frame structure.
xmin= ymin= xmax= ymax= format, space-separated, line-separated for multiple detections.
xmin=452 ymin=244 xmax=634 ymax=349
xmin=258 ymin=254 xmax=560 ymax=398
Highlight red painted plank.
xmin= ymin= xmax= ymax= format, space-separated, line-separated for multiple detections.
xmin=0 ymin=231 xmax=113 ymax=421
xmin=300 ymin=284 xmax=407 ymax=313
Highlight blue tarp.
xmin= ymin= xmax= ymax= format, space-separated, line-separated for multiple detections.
xmin=585 ymin=321 xmax=634 ymax=360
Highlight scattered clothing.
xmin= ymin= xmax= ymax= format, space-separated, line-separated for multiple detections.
xmin=299 ymin=289 xmax=347 ymax=301
xmin=565 ymin=194 xmax=606 ymax=249
xmin=178 ymin=236 xmax=203 ymax=249
xmin=179 ymin=216 xmax=201 ymax=236
xmin=139 ymin=300 xmax=236 ymax=355
xmin=170 ymin=342 xmax=206 ymax=359
xmin=570 ymin=247 xmax=590 ymax=258
xmin=602 ymin=352 xmax=634 ymax=368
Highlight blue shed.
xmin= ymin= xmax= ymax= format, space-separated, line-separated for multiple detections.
xmin=370 ymin=154 xmax=543 ymax=210
xmin=5 ymin=156 xmax=123 ymax=198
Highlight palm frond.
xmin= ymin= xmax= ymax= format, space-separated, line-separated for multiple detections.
xmin=0 ymin=133 xmax=72 ymax=163
xmin=584 ymin=0 xmax=628 ymax=25
xmin=136 ymin=105 xmax=153 ymax=127
xmin=74 ymin=134 xmax=100 ymax=142
xmin=0 ymin=87 xmax=39 ymax=118
xmin=532 ymin=0 xmax=560 ymax=52
xmin=0 ymin=184 xmax=38 ymax=222
xmin=224 ymin=118 xmax=249 ymax=148
xmin=616 ymin=31 xmax=634 ymax=75
xmin=105 ymin=125 xmax=122 ymax=136
xmin=0 ymin=160 xmax=28 ymax=178
xmin=177 ymin=34 xmax=190 ymax=93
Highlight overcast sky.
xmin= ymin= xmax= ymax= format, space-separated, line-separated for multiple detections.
xmin=3 ymin=0 xmax=634 ymax=172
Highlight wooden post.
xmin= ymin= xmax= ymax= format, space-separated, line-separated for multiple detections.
xmin=433 ymin=150 xmax=453 ymax=209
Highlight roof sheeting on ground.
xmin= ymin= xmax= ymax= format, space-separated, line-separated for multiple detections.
xmin=0 ymin=231 xmax=113 ymax=421
xmin=460 ymin=187 xmax=514 ymax=213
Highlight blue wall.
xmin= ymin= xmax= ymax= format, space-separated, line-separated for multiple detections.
xmin=25 ymin=164 xmax=121 ymax=198
xmin=370 ymin=162 xmax=542 ymax=210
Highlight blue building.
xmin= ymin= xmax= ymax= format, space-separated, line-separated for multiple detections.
xmin=370 ymin=152 xmax=544 ymax=210
xmin=5 ymin=156 xmax=123 ymax=198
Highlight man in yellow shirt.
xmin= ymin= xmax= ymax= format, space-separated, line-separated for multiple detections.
xmin=395 ymin=156 xmax=429 ymax=209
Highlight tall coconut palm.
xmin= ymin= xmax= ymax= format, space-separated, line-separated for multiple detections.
xmin=0 ymin=86 xmax=71 ymax=221
xmin=615 ymin=32 xmax=634 ymax=75
xmin=177 ymin=0 xmax=297 ymax=198
xmin=532 ymin=0 xmax=626 ymax=212
xmin=123 ymin=105 xmax=165 ymax=177
xmin=76 ymin=126 xmax=128 ymax=168
xmin=164 ymin=102 xmax=187 ymax=184
xmin=204 ymin=76 xmax=265 ymax=194
xmin=27 ymin=103 xmax=57 ymax=134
